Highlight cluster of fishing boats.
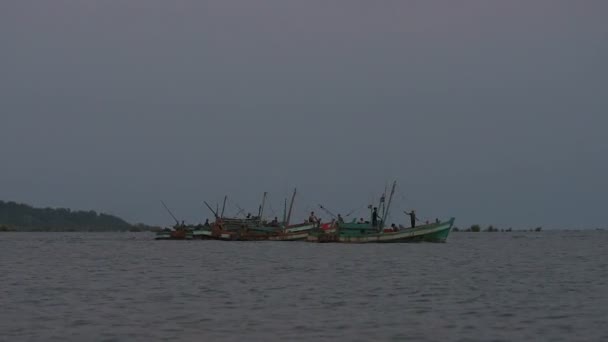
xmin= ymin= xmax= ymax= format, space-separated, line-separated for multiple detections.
xmin=155 ymin=182 xmax=455 ymax=243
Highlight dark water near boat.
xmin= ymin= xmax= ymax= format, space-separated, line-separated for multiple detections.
xmin=1 ymin=231 xmax=607 ymax=341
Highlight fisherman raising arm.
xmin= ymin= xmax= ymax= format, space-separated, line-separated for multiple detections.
xmin=404 ymin=210 xmax=419 ymax=228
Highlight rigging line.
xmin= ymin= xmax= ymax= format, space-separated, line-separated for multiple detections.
xmin=227 ymin=198 xmax=247 ymax=217
xmin=396 ymin=184 xmax=409 ymax=203
xmin=345 ymin=203 xmax=367 ymax=217
xmin=267 ymin=199 xmax=277 ymax=218
xmin=297 ymin=189 xmax=319 ymax=210
xmin=295 ymin=191 xmax=316 ymax=215
xmin=318 ymin=204 xmax=337 ymax=219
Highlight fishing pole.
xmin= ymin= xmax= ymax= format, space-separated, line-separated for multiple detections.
xmin=160 ymin=201 xmax=180 ymax=225
xmin=318 ymin=204 xmax=337 ymax=219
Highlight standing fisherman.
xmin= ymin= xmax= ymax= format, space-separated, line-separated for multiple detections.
xmin=372 ymin=207 xmax=379 ymax=227
xmin=308 ymin=211 xmax=318 ymax=223
xmin=404 ymin=210 xmax=418 ymax=228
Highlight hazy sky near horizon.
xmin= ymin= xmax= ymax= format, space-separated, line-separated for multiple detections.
xmin=1 ymin=1 xmax=607 ymax=229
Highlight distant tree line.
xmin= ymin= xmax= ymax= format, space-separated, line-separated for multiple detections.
xmin=0 ymin=200 xmax=153 ymax=232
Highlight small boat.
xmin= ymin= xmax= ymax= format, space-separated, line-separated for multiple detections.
xmin=154 ymin=201 xmax=195 ymax=240
xmin=307 ymin=181 xmax=455 ymax=243
xmin=154 ymin=227 xmax=193 ymax=240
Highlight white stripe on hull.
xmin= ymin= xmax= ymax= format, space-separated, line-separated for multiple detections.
xmin=192 ymin=231 xmax=212 ymax=236
xmin=285 ymin=224 xmax=316 ymax=233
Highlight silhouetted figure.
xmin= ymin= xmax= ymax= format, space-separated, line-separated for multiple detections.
xmin=404 ymin=210 xmax=418 ymax=228
xmin=308 ymin=211 xmax=318 ymax=223
xmin=337 ymin=214 xmax=344 ymax=224
xmin=204 ymin=219 xmax=210 ymax=227
xmin=372 ymin=207 xmax=379 ymax=227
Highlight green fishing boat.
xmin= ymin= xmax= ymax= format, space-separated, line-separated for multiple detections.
xmin=307 ymin=218 xmax=454 ymax=243
xmin=307 ymin=181 xmax=455 ymax=243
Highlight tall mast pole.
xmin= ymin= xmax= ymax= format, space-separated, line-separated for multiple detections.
xmin=283 ymin=198 xmax=287 ymax=225
xmin=286 ymin=188 xmax=297 ymax=226
xmin=220 ymin=196 xmax=227 ymax=219
xmin=382 ymin=181 xmax=397 ymax=229
xmin=161 ymin=201 xmax=180 ymax=225
xmin=203 ymin=201 xmax=219 ymax=219
xmin=380 ymin=182 xmax=388 ymax=221
xmin=259 ymin=192 xmax=268 ymax=222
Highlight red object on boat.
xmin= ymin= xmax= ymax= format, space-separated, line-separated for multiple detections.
xmin=321 ymin=223 xmax=333 ymax=231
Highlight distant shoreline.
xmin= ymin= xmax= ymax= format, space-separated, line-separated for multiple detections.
xmin=0 ymin=227 xmax=159 ymax=233
xmin=0 ymin=200 xmax=160 ymax=233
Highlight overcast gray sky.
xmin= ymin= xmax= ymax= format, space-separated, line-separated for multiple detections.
xmin=1 ymin=1 xmax=607 ymax=229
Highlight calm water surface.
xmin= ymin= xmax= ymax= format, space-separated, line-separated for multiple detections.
xmin=1 ymin=231 xmax=607 ymax=341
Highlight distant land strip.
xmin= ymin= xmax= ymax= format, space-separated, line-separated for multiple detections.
xmin=0 ymin=200 xmax=158 ymax=232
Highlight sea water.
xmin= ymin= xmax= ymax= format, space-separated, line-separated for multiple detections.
xmin=1 ymin=231 xmax=606 ymax=341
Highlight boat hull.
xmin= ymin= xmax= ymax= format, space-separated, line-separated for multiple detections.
xmin=155 ymin=229 xmax=193 ymax=240
xmin=268 ymin=223 xmax=317 ymax=241
xmin=236 ymin=223 xmax=317 ymax=241
xmin=307 ymin=218 xmax=455 ymax=243
xmin=267 ymin=231 xmax=310 ymax=241
xmin=192 ymin=229 xmax=214 ymax=240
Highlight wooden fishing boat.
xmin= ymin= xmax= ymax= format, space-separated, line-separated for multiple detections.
xmin=267 ymin=222 xmax=318 ymax=241
xmin=307 ymin=217 xmax=455 ymax=243
xmin=155 ymin=201 xmax=195 ymax=240
xmin=204 ymin=189 xmax=318 ymax=241
xmin=205 ymin=217 xmax=267 ymax=241
xmin=154 ymin=228 xmax=193 ymax=240
xmin=246 ymin=189 xmax=319 ymax=241
xmin=200 ymin=195 xmax=270 ymax=240
xmin=213 ymin=220 xmax=317 ymax=241
xmin=307 ymin=181 xmax=455 ymax=243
